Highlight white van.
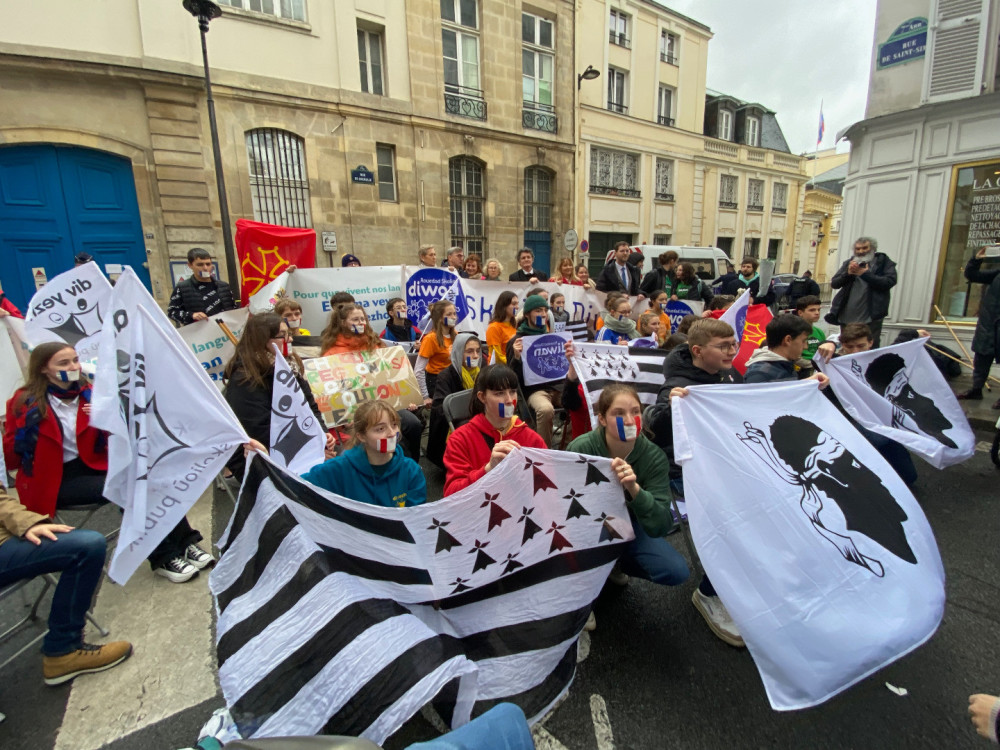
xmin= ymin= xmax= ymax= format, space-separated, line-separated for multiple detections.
xmin=636 ymin=245 xmax=733 ymax=281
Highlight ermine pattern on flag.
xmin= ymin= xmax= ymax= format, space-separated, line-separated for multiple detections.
xmin=570 ymin=344 xmax=669 ymax=429
xmin=213 ymin=449 xmax=633 ymax=743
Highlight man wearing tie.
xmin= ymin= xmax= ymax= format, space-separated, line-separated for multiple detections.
xmin=596 ymin=241 xmax=644 ymax=299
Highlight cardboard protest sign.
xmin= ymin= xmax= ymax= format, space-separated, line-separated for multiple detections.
xmin=178 ymin=308 xmax=250 ymax=384
xmin=521 ymin=332 xmax=573 ymax=386
xmin=302 ymin=345 xmax=422 ymax=427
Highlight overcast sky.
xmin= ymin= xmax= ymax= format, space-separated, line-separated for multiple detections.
xmin=667 ymin=0 xmax=877 ymax=155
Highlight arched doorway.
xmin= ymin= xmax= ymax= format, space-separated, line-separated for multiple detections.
xmin=0 ymin=145 xmax=149 ymax=310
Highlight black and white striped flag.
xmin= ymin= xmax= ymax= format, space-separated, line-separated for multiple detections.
xmin=570 ymin=343 xmax=668 ymax=429
xmin=212 ymin=449 xmax=633 ymax=743
xmin=556 ymin=320 xmax=589 ymax=342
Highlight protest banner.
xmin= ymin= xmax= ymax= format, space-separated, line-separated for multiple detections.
xmin=0 ymin=317 xmax=29 ymax=417
xmin=235 ymin=219 xmax=316 ymax=304
xmin=302 ymin=345 xmax=422 ymax=427
xmin=521 ymin=332 xmax=573 ymax=386
xmin=178 ymin=308 xmax=250 ymax=384
xmin=24 ymin=261 xmax=112 ymax=361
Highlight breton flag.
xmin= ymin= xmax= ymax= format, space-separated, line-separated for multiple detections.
xmin=563 ymin=320 xmax=589 ymax=342
xmin=92 ymin=291 xmax=248 ymax=583
xmin=569 ymin=343 xmax=669 ymax=429
xmin=719 ymin=291 xmax=772 ymax=374
xmin=23 ymin=261 xmax=113 ymax=362
xmin=212 ymin=449 xmax=633 ymax=743
xmin=816 ymin=338 xmax=975 ymax=469
xmin=269 ymin=344 xmax=326 ymax=474
xmin=672 ymin=380 xmax=945 ymax=710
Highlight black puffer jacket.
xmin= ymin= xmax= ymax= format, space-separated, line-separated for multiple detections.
xmin=965 ymin=256 xmax=1000 ymax=360
xmin=167 ymin=277 xmax=237 ymax=326
xmin=828 ymin=252 xmax=897 ymax=324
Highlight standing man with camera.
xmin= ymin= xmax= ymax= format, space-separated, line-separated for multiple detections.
xmin=826 ymin=237 xmax=897 ymax=347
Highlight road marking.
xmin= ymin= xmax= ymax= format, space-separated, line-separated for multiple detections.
xmin=590 ymin=693 xmax=616 ymax=750
xmin=532 ymin=726 xmax=571 ymax=750
xmin=577 ymin=630 xmax=591 ymax=663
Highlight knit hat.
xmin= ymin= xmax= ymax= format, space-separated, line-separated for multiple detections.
xmin=341 ymin=253 xmax=361 ymax=267
xmin=522 ymin=294 xmax=549 ymax=317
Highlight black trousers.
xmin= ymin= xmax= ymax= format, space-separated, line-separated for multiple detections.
xmin=971 ymin=351 xmax=994 ymax=392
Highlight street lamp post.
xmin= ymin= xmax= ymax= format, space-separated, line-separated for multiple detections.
xmin=182 ymin=0 xmax=239 ymax=299
xmin=577 ymin=65 xmax=600 ymax=90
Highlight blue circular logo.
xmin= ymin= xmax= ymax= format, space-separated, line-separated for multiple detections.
xmin=405 ymin=268 xmax=469 ymax=327
xmin=664 ymin=300 xmax=696 ymax=333
xmin=735 ymin=304 xmax=748 ymax=340
xmin=525 ymin=334 xmax=570 ymax=380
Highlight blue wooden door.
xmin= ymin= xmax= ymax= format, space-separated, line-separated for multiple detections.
xmin=524 ymin=230 xmax=552 ymax=279
xmin=0 ymin=145 xmax=148 ymax=311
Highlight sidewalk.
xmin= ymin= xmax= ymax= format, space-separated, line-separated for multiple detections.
xmin=949 ymin=370 xmax=1000 ymax=432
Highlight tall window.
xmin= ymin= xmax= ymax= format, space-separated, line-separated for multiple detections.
xmin=522 ymin=12 xmax=555 ymax=132
xmin=245 ymin=128 xmax=311 ymax=227
xmin=607 ymin=68 xmax=627 ymax=114
xmin=719 ymin=109 xmax=733 ymax=140
xmin=357 ymin=29 xmax=384 ymax=95
xmin=524 ymin=167 xmax=552 ymax=231
xmin=657 ymin=86 xmax=674 ymax=126
xmin=219 ymin=0 xmax=306 ymax=21
xmin=744 ymin=237 xmax=760 ymax=258
xmin=659 ymin=30 xmax=677 ymax=64
xmin=719 ymin=174 xmax=738 ymax=208
xmin=653 ymin=233 xmax=671 ymax=245
xmin=442 ymin=0 xmax=484 ymax=119
xmin=590 ymin=147 xmax=639 ymax=197
xmin=747 ymin=178 xmax=764 ymax=211
xmin=746 ymin=116 xmax=760 ymax=146
xmin=772 ymin=182 xmax=788 ymax=213
xmin=609 ymin=9 xmax=629 ymax=47
xmin=449 ymin=157 xmax=485 ymax=255
xmin=655 ymin=158 xmax=674 ymax=201
xmin=376 ymin=144 xmax=396 ymax=202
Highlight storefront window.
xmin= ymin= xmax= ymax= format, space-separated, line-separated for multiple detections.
xmin=936 ymin=160 xmax=1000 ymax=321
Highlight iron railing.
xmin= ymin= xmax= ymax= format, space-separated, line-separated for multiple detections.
xmin=444 ymin=85 xmax=487 ymax=121
xmin=522 ymin=102 xmax=557 ymax=133
xmin=590 ymin=185 xmax=640 ymax=198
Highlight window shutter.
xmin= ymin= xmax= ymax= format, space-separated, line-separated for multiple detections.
xmin=923 ymin=0 xmax=989 ymax=102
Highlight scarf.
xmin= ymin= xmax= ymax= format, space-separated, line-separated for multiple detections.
xmin=600 ymin=310 xmax=638 ymax=337
xmin=461 ymin=366 xmax=480 ymax=390
xmin=47 ymin=382 xmax=84 ymax=401
xmin=738 ymin=273 xmax=759 ymax=287
xmin=15 ymin=384 xmax=93 ymax=476
xmin=516 ymin=319 xmax=547 ymax=336
xmin=385 ymin=317 xmax=416 ymax=342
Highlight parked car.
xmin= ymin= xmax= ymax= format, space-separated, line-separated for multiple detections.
xmin=772 ymin=273 xmax=798 ymax=309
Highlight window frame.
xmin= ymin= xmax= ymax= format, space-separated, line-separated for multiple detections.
xmin=718 ymin=109 xmax=733 ymax=140
xmin=747 ymin=178 xmax=764 ymax=211
xmin=607 ymin=67 xmax=627 ymax=114
xmin=522 ymin=12 xmax=555 ymax=110
xmin=772 ymin=182 xmax=788 ymax=213
xmin=745 ymin=116 xmax=760 ymax=147
xmin=609 ymin=9 xmax=630 ymax=48
xmin=245 ymin=127 xmax=312 ymax=228
xmin=441 ymin=0 xmax=478 ymax=30
xmin=218 ymin=0 xmax=307 ymax=23
xmin=375 ymin=143 xmax=397 ymax=203
xmin=589 ymin=146 xmax=640 ymax=198
xmin=657 ymin=85 xmax=674 ymax=126
xmin=655 ymin=158 xmax=674 ymax=201
xmin=357 ymin=28 xmax=385 ymax=96
xmin=719 ymin=173 xmax=739 ymax=209
xmin=659 ymin=30 xmax=678 ymax=64
xmin=449 ymin=156 xmax=486 ymax=255
xmin=524 ymin=166 xmax=553 ymax=232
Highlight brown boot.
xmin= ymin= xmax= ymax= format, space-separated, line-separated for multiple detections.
xmin=43 ymin=641 xmax=133 ymax=686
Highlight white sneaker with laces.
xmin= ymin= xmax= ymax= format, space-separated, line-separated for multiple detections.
xmin=154 ymin=556 xmax=199 ymax=583
xmin=692 ymin=589 xmax=745 ymax=647
xmin=184 ymin=543 xmax=215 ymax=570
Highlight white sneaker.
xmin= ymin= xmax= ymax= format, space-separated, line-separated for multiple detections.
xmin=154 ymin=556 xmax=199 ymax=583
xmin=184 ymin=543 xmax=215 ymax=570
xmin=692 ymin=589 xmax=745 ymax=647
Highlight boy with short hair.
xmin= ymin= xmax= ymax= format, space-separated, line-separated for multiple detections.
xmin=167 ymin=248 xmax=237 ymax=326
xmin=744 ymin=315 xmax=830 ymax=385
xmin=273 ymin=298 xmax=311 ymax=336
xmin=795 ymin=295 xmax=830 ymax=361
xmin=838 ymin=322 xmax=874 ymax=354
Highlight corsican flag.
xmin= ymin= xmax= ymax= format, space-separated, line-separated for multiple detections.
xmin=212 ymin=448 xmax=633 ymax=743
xmin=570 ymin=343 xmax=669 ymax=429
xmin=672 ymin=380 xmax=945 ymax=710
xmin=93 ymin=302 xmax=248 ymax=584
xmin=23 ymin=261 xmax=112 ymax=361
xmin=269 ymin=344 xmax=326 ymax=474
xmin=816 ymin=338 xmax=975 ymax=469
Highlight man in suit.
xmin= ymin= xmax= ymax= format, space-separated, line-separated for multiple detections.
xmin=596 ymin=241 xmax=644 ymax=298
xmin=508 ymin=247 xmax=540 ymax=283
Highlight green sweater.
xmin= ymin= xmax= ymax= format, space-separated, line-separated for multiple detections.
xmin=803 ymin=324 xmax=827 ymax=360
xmin=566 ymin=429 xmax=676 ymax=537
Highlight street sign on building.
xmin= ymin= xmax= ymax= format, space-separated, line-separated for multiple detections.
xmin=32 ymin=267 xmax=47 ymax=290
xmin=351 ymin=166 xmax=374 ymax=185
xmin=322 ymin=231 xmax=338 ymax=253
xmin=564 ymin=229 xmax=579 ymax=252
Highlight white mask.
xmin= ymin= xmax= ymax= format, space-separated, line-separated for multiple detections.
xmin=350 ymin=323 xmax=366 ymax=335
xmin=198 ymin=270 xmax=212 ymax=279
xmin=444 ymin=316 xmax=458 ymax=327
xmin=465 ymin=356 xmax=480 ymax=369
xmin=376 ymin=433 xmax=397 ymax=454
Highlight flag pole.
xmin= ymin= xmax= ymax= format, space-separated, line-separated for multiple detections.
xmin=216 ymin=319 xmax=239 ymax=346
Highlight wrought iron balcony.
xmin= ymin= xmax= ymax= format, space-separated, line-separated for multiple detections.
xmin=660 ymin=51 xmax=677 ymax=65
xmin=444 ymin=85 xmax=487 ymax=121
xmin=609 ymin=31 xmax=630 ymax=48
xmin=772 ymin=206 xmax=787 ymax=214
xmin=747 ymin=204 xmax=764 ymax=212
xmin=590 ymin=184 xmax=640 ymax=198
xmin=656 ymin=192 xmax=674 ymax=201
xmin=657 ymin=115 xmax=675 ymax=126
xmin=606 ymin=101 xmax=628 ymax=114
xmin=719 ymin=201 xmax=738 ymax=209
xmin=522 ymin=102 xmax=557 ymax=134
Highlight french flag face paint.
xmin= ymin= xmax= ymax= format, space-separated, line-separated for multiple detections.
xmin=614 ymin=415 xmax=640 ymax=441
xmin=497 ymin=399 xmax=517 ymax=418
xmin=376 ymin=433 xmax=398 ymax=454
xmin=57 ymin=369 xmax=81 ymax=383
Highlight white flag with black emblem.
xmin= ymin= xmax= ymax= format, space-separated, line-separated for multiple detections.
xmin=672 ymin=380 xmax=945 ymax=710
xmin=816 ymin=338 xmax=975 ymax=468
xmin=23 ymin=261 xmax=112 ymax=361
xmin=270 ymin=345 xmax=326 ymax=474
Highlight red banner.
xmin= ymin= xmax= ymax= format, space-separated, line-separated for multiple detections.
xmin=235 ymin=219 xmax=316 ymax=305
xmin=732 ymin=303 xmax=773 ymax=375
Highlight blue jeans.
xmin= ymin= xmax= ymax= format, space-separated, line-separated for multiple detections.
xmin=618 ymin=514 xmax=690 ymax=586
xmin=0 ymin=529 xmax=107 ymax=656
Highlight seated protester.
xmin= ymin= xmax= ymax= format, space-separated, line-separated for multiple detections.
xmin=167 ymin=247 xmax=237 ymax=326
xmin=670 ymin=262 xmax=714 ymax=307
xmin=661 ymin=332 xmax=688 ymax=352
xmin=596 ymin=296 xmax=637 ymax=344
xmin=632 ymin=311 xmax=662 ymax=348
xmin=744 ymin=314 xmax=831 ymax=385
xmin=486 ymin=291 xmax=518 ymax=365
xmin=301 ymin=401 xmax=426 ymax=507
xmin=319 ymin=304 xmax=424 ymax=459
xmin=507 ymin=295 xmax=564 ymax=448
xmin=648 ymin=290 xmax=671 ymax=343
xmin=443 ymin=364 xmax=546 ymax=496
xmin=649 ymin=320 xmax=744 ymax=647
xmin=567 ymin=384 xmax=689 ymax=589
xmin=594 ymin=292 xmax=624 ymax=333
xmin=719 ymin=256 xmax=776 ymax=306
xmin=514 ymin=287 xmax=556 ymax=331
xmin=381 ymin=297 xmax=421 ymax=344
xmin=273 ymin=298 xmax=312 ymax=336
xmin=416 ymin=299 xmax=459 ymax=406
xmin=795 ymin=295 xmax=834 ymax=362
xmin=5 ymin=343 xmax=214 ymax=584
xmin=0 ymin=491 xmax=132 ymax=685
xmin=706 ymin=294 xmax=736 ymax=319
xmin=427 ymin=333 xmax=481 ymax=469
xmin=0 ymin=290 xmax=24 ymax=318
xmin=551 ymin=292 xmax=571 ymax=326
xmin=560 ymin=343 xmax=593 ymax=445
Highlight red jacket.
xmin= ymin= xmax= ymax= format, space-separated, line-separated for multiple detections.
xmin=3 ymin=388 xmax=109 ymax=517
xmin=443 ymin=413 xmax=547 ymax=496
xmin=0 ymin=293 xmax=23 ymax=318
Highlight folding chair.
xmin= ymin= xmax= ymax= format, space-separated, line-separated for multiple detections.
xmin=53 ymin=503 xmax=119 ymax=546
xmin=442 ymin=389 xmax=473 ymax=432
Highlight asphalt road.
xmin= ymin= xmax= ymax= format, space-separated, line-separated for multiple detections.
xmin=2 ymin=435 xmax=998 ymax=750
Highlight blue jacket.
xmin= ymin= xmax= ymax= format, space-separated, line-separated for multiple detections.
xmin=301 ymin=445 xmax=427 ymax=507
xmin=743 ymin=348 xmax=800 ymax=383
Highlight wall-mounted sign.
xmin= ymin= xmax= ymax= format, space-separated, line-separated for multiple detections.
xmin=564 ymin=229 xmax=579 ymax=252
xmin=351 ymin=166 xmax=375 ymax=185
xmin=32 ymin=267 xmax=47 ymax=290
xmin=877 ymin=17 xmax=927 ymax=69
xmin=322 ymin=230 xmax=338 ymax=253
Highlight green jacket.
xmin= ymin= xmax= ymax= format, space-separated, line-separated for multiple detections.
xmin=566 ymin=429 xmax=676 ymax=537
